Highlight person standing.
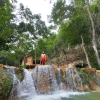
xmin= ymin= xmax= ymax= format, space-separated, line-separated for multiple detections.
xmin=41 ymin=51 xmax=46 ymax=65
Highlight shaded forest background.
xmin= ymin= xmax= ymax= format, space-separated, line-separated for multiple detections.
xmin=0 ymin=0 xmax=100 ymax=69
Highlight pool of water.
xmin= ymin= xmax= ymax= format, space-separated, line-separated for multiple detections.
xmin=18 ymin=90 xmax=100 ymax=100
xmin=61 ymin=91 xmax=100 ymax=100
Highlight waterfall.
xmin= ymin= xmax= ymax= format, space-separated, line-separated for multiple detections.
xmin=4 ymin=65 xmax=20 ymax=100
xmin=56 ymin=68 xmax=64 ymax=90
xmin=32 ymin=65 xmax=59 ymax=94
xmin=4 ymin=66 xmax=36 ymax=99
xmin=64 ymin=68 xmax=83 ymax=91
xmin=16 ymin=69 xmax=36 ymax=98
xmin=4 ymin=65 xmax=19 ymax=88
xmin=4 ymin=65 xmax=100 ymax=100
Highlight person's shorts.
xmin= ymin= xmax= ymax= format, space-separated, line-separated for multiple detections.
xmin=41 ymin=58 xmax=46 ymax=62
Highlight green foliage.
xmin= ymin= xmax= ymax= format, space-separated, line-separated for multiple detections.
xmin=0 ymin=50 xmax=16 ymax=66
xmin=16 ymin=73 xmax=22 ymax=81
xmin=21 ymin=65 xmax=26 ymax=69
xmin=80 ymin=68 xmax=97 ymax=90
xmin=51 ymin=0 xmax=69 ymax=24
xmin=0 ymin=68 xmax=13 ymax=100
xmin=0 ymin=1 xmax=50 ymax=66
xmin=0 ymin=1 xmax=15 ymax=51
xmin=59 ymin=16 xmax=91 ymax=47
xmin=87 ymin=47 xmax=100 ymax=69
xmin=36 ymin=34 xmax=57 ymax=58
xmin=48 ymin=0 xmax=100 ymax=69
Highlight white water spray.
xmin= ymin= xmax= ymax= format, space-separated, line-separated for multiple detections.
xmin=16 ymin=69 xmax=36 ymax=98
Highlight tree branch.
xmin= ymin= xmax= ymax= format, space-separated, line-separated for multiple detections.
xmin=75 ymin=6 xmax=87 ymax=9
xmin=81 ymin=35 xmax=91 ymax=68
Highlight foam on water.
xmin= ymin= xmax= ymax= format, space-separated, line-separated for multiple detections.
xmin=24 ymin=90 xmax=88 ymax=100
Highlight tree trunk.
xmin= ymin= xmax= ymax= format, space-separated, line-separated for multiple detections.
xmin=24 ymin=54 xmax=26 ymax=66
xmin=35 ymin=43 xmax=36 ymax=64
xmin=19 ymin=59 xmax=20 ymax=68
xmin=81 ymin=36 xmax=91 ymax=68
xmin=18 ymin=52 xmax=21 ymax=68
xmin=86 ymin=0 xmax=100 ymax=65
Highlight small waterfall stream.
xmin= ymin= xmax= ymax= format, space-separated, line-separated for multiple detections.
xmin=4 ymin=65 xmax=19 ymax=87
xmin=16 ymin=69 xmax=36 ymax=98
xmin=64 ymin=68 xmax=83 ymax=91
xmin=4 ymin=65 xmax=20 ymax=100
xmin=56 ymin=68 xmax=64 ymax=90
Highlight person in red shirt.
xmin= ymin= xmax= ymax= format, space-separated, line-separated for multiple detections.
xmin=41 ymin=51 xmax=46 ymax=65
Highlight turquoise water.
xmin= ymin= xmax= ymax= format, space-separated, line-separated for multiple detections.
xmin=61 ymin=92 xmax=100 ymax=100
xmin=19 ymin=90 xmax=100 ymax=100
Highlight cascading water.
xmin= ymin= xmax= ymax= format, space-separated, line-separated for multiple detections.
xmin=4 ymin=65 xmax=19 ymax=87
xmin=4 ymin=66 xmax=36 ymax=100
xmin=64 ymin=68 xmax=83 ymax=91
xmin=16 ymin=69 xmax=36 ymax=98
xmin=32 ymin=65 xmax=59 ymax=94
xmin=3 ymin=65 xmax=20 ymax=100
xmin=4 ymin=65 xmax=100 ymax=100
xmin=56 ymin=68 xmax=64 ymax=90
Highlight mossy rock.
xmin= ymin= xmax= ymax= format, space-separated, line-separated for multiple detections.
xmin=15 ymin=68 xmax=23 ymax=81
xmin=0 ymin=68 xmax=13 ymax=100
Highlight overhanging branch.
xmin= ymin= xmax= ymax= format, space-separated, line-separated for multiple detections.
xmin=75 ymin=6 xmax=87 ymax=9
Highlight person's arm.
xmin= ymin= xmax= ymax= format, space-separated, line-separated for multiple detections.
xmin=45 ymin=54 xmax=46 ymax=61
xmin=41 ymin=54 xmax=42 ymax=61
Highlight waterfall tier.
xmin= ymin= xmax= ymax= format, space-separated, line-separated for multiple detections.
xmin=32 ymin=65 xmax=59 ymax=94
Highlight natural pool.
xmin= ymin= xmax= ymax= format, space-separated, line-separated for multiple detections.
xmin=61 ymin=91 xmax=100 ymax=100
xmin=18 ymin=90 xmax=100 ymax=100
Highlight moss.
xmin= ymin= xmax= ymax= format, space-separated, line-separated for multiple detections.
xmin=16 ymin=73 xmax=22 ymax=81
xmin=21 ymin=65 xmax=26 ymax=69
xmin=15 ymin=68 xmax=23 ymax=81
xmin=0 ymin=68 xmax=13 ymax=100
xmin=80 ymin=68 xmax=96 ymax=90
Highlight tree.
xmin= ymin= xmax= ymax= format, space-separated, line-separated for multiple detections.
xmin=50 ymin=0 xmax=100 ymax=67
xmin=9 ymin=3 xmax=50 ymax=64
xmin=9 ymin=34 xmax=34 ymax=67
xmin=0 ymin=1 xmax=15 ymax=50
xmin=36 ymin=34 xmax=57 ymax=59
xmin=73 ymin=0 xmax=100 ymax=65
